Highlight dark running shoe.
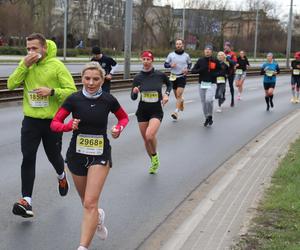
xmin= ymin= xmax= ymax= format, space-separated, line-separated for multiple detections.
xmin=208 ymin=116 xmax=213 ymax=126
xmin=204 ymin=118 xmax=210 ymax=127
xmin=12 ymin=198 xmax=34 ymax=218
xmin=171 ymin=112 xmax=178 ymax=120
xmin=58 ymin=172 xmax=69 ymax=196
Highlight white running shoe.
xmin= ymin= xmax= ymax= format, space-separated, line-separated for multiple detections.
xmin=96 ymin=208 xmax=108 ymax=240
xmin=77 ymin=246 xmax=88 ymax=250
xmin=216 ymin=108 xmax=222 ymax=113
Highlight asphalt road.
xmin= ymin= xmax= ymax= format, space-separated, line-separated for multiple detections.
xmin=0 ymin=75 xmax=297 ymax=250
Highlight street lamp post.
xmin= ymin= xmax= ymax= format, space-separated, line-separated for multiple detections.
xmin=124 ymin=0 xmax=133 ymax=79
xmin=63 ymin=0 xmax=68 ymax=61
xmin=182 ymin=0 xmax=186 ymax=40
xmin=253 ymin=1 xmax=259 ymax=61
xmin=286 ymin=0 xmax=294 ymax=68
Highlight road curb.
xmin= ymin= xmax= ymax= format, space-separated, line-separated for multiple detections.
xmin=138 ymin=109 xmax=300 ymax=250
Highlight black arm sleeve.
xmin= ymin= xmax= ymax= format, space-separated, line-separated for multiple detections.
xmin=109 ymin=95 xmax=121 ymax=113
xmin=131 ymin=75 xmax=140 ymax=100
xmin=164 ymin=62 xmax=171 ymax=68
xmin=276 ymin=64 xmax=280 ymax=74
xmin=163 ymin=73 xmax=172 ymax=94
xmin=109 ymin=57 xmax=117 ymax=67
xmin=246 ymin=57 xmax=250 ymax=66
xmin=61 ymin=93 xmax=75 ymax=112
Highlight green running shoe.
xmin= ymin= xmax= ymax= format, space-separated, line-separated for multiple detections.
xmin=149 ymin=153 xmax=160 ymax=174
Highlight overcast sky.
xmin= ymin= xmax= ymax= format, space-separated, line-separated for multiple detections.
xmin=154 ymin=0 xmax=299 ymax=22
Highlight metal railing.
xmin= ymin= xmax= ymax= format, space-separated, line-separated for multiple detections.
xmin=0 ymin=68 xmax=291 ymax=103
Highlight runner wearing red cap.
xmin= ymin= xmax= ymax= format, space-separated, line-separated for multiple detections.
xmin=131 ymin=51 xmax=172 ymax=174
xmin=290 ymin=52 xmax=300 ymax=103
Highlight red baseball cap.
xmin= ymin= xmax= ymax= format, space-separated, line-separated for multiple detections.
xmin=141 ymin=50 xmax=154 ymax=61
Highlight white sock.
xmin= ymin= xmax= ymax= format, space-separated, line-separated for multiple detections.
xmin=175 ymin=108 xmax=179 ymax=113
xmin=23 ymin=197 xmax=32 ymax=205
xmin=58 ymin=172 xmax=65 ymax=180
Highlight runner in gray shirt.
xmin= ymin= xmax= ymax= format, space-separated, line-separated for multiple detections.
xmin=164 ymin=39 xmax=192 ymax=120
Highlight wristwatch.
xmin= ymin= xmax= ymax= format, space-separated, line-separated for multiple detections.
xmin=50 ymin=89 xmax=55 ymax=96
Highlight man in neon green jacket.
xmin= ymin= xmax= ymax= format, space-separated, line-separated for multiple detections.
xmin=8 ymin=33 xmax=77 ymax=218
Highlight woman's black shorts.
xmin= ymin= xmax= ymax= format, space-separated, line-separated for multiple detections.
xmin=136 ymin=102 xmax=163 ymax=122
xmin=291 ymin=76 xmax=300 ymax=87
xmin=172 ymin=76 xmax=186 ymax=90
xmin=66 ymin=147 xmax=112 ymax=176
xmin=263 ymin=82 xmax=276 ymax=90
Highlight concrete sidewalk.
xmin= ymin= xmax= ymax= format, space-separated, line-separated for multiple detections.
xmin=139 ymin=109 xmax=300 ymax=250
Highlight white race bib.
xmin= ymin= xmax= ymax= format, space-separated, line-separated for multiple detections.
xmin=141 ymin=91 xmax=159 ymax=103
xmin=293 ymin=69 xmax=300 ymax=75
xmin=217 ymin=77 xmax=225 ymax=84
xmin=266 ymin=70 xmax=274 ymax=77
xmin=235 ymin=69 xmax=243 ymax=75
xmin=201 ymin=82 xmax=212 ymax=89
xmin=76 ymin=134 xmax=104 ymax=156
xmin=28 ymin=91 xmax=49 ymax=107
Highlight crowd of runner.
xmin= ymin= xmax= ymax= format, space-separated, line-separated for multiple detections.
xmin=7 ymin=32 xmax=300 ymax=250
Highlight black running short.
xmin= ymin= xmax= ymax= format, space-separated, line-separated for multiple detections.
xmin=136 ymin=102 xmax=163 ymax=122
xmin=172 ymin=76 xmax=186 ymax=90
xmin=263 ymin=82 xmax=276 ymax=90
xmin=66 ymin=147 xmax=112 ymax=176
xmin=291 ymin=76 xmax=300 ymax=87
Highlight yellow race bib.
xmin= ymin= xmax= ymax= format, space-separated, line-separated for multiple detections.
xmin=293 ymin=69 xmax=300 ymax=75
xmin=266 ymin=70 xmax=274 ymax=77
xmin=217 ymin=77 xmax=225 ymax=84
xmin=76 ymin=134 xmax=104 ymax=155
xmin=141 ymin=91 xmax=159 ymax=103
xmin=169 ymin=74 xmax=177 ymax=81
xmin=28 ymin=91 xmax=49 ymax=107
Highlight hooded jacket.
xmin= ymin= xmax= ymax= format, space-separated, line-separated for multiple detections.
xmin=7 ymin=40 xmax=76 ymax=119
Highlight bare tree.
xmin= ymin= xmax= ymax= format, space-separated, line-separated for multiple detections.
xmin=152 ymin=4 xmax=178 ymax=48
xmin=133 ymin=0 xmax=158 ymax=50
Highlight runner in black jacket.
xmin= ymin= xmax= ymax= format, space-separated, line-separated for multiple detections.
xmin=91 ymin=46 xmax=117 ymax=93
xmin=191 ymin=45 xmax=220 ymax=127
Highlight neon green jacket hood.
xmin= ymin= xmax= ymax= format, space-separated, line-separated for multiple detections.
xmin=7 ymin=40 xmax=76 ymax=119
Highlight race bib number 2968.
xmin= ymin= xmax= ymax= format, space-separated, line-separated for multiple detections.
xmin=76 ymin=134 xmax=104 ymax=155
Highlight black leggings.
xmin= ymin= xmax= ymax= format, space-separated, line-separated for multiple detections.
xmin=227 ymin=74 xmax=235 ymax=104
xmin=102 ymin=79 xmax=111 ymax=93
xmin=21 ymin=117 xmax=64 ymax=197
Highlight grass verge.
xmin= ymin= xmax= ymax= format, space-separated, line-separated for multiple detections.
xmin=232 ymin=138 xmax=300 ymax=250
